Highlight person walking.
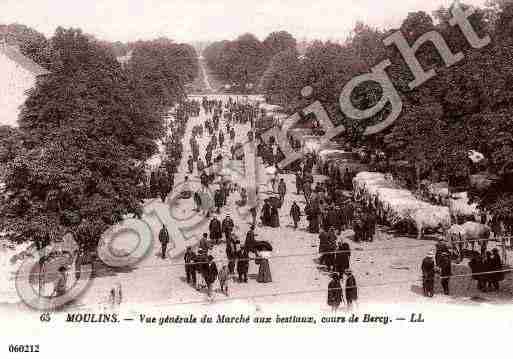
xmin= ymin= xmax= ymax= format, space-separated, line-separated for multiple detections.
xmin=196 ymin=249 xmax=209 ymax=291
xmin=256 ymin=251 xmax=272 ymax=283
xmin=270 ymin=202 xmax=280 ymax=228
xmin=199 ymin=233 xmax=210 ymax=253
xmin=335 ymin=241 xmax=350 ymax=277
xmin=197 ymin=158 xmax=205 ymax=173
xmin=237 ymin=246 xmax=250 ymax=283
xmin=218 ymin=264 xmax=230 ymax=296
xmin=278 ymin=178 xmax=287 ymax=205
xmin=225 ymin=235 xmax=237 ymax=275
xmin=193 ymin=191 xmax=202 ymax=212
xmin=326 ymin=227 xmax=337 ymax=272
xmin=261 ymin=199 xmax=272 ymax=226
xmin=158 ymin=171 xmax=170 ymax=203
xmin=290 ymin=201 xmax=301 ymax=229
xmin=318 ymin=228 xmax=329 ymax=267
xmin=219 ymin=130 xmax=225 ymax=148
xmin=205 ymin=255 xmax=218 ymax=300
xmin=184 ymin=246 xmax=197 ymax=287
xmin=222 ymin=215 xmax=235 ymax=242
xmin=345 ymin=270 xmax=358 ymax=310
xmin=244 ymin=225 xmax=257 ymax=251
xmin=209 ymin=216 xmax=222 ymax=245
xmin=327 ymin=273 xmax=343 ymax=312
xmin=295 ymin=171 xmax=303 ymax=195
xmin=249 ymin=205 xmax=257 ymax=226
xmin=159 ymin=224 xmax=170 ymax=259
xmin=214 ymin=188 xmax=224 ymax=213
xmin=303 ymin=180 xmax=312 ymax=204
xmin=270 ymin=172 xmax=278 ymax=193
xmin=187 ymin=155 xmax=194 ymax=174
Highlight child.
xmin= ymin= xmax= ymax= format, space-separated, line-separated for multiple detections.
xmin=218 ymin=264 xmax=230 ymax=296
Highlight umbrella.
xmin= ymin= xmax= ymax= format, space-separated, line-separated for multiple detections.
xmin=252 ymin=240 xmax=273 ymax=252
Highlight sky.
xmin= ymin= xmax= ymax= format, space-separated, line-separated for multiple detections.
xmin=0 ymin=0 xmax=488 ymax=44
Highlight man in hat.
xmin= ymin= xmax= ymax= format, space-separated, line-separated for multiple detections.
xmin=195 ymin=248 xmax=209 ymax=290
xmin=345 ymin=270 xmax=358 ymax=310
xmin=209 ymin=216 xmax=222 ymax=245
xmin=295 ymin=171 xmax=303 ymax=195
xmin=222 ymin=214 xmax=235 ymax=242
xmin=184 ymin=246 xmax=197 ymax=287
xmin=205 ymin=255 xmax=218 ymax=300
xmin=326 ymin=227 xmax=338 ymax=271
xmin=245 ymin=225 xmax=256 ymax=252
xmin=421 ymin=251 xmax=435 ymax=297
xmin=335 ymin=241 xmax=350 ymax=277
xmin=225 ymin=234 xmax=238 ymax=275
xmin=237 ymin=245 xmax=250 ymax=283
xmin=438 ymin=252 xmax=452 ymax=295
xmin=214 ymin=187 xmax=224 ymax=213
xmin=187 ymin=155 xmax=194 ymax=174
xmin=219 ymin=130 xmax=225 ymax=148
xmin=278 ymin=178 xmax=287 ymax=205
xmin=435 ymin=239 xmax=449 ymax=267
xmin=318 ymin=228 xmax=329 ymax=267
xmin=199 ymin=233 xmax=210 ymax=252
xmin=159 ymin=224 xmax=170 ymax=259
xmin=290 ymin=201 xmax=301 ymax=229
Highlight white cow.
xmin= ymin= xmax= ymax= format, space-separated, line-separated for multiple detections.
xmin=410 ymin=206 xmax=451 ymax=240
xmin=448 ymin=192 xmax=480 ymax=223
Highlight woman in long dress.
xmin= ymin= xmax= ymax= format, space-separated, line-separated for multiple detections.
xmin=327 ymin=273 xmax=343 ymax=311
xmin=256 ymin=251 xmax=272 ymax=283
xmin=270 ymin=204 xmax=280 ymax=228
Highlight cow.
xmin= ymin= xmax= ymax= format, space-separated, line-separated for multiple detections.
xmin=410 ymin=206 xmax=451 ymax=240
xmin=446 ymin=221 xmax=491 ymax=257
xmin=448 ymin=192 xmax=480 ymax=224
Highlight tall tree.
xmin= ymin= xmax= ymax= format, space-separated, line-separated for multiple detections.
xmin=263 ymin=31 xmax=297 ymax=59
xmin=0 ymin=28 xmax=175 ymax=247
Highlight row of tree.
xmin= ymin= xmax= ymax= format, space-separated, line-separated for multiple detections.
xmin=256 ymin=2 xmax=513 ymax=218
xmin=203 ymin=31 xmax=297 ymax=91
xmin=0 ymin=25 xmax=198 ymax=247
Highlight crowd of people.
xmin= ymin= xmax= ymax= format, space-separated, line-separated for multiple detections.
xmin=421 ymin=242 xmax=504 ymax=297
xmin=157 ymin=97 xmax=275 ymax=301
xmin=145 ymin=99 xmax=202 ymax=206
xmin=149 ymin=94 xmax=507 ymax=308
xmin=166 ymin=95 xmax=364 ymax=307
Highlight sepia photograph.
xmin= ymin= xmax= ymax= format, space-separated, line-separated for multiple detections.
xmin=0 ymin=0 xmax=512 ymax=357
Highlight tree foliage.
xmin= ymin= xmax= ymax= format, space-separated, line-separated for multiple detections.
xmin=256 ymin=3 xmax=513 ymax=217
xmin=0 ymin=27 xmax=198 ymax=246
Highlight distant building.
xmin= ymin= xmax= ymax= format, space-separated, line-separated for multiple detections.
xmin=0 ymin=40 xmax=50 ymax=127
